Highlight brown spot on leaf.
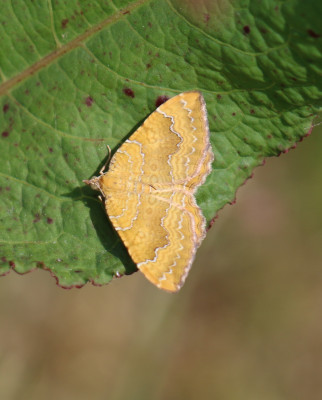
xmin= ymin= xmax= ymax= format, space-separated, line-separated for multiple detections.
xmin=307 ymin=29 xmax=320 ymax=38
xmin=123 ymin=88 xmax=135 ymax=98
xmin=155 ymin=95 xmax=169 ymax=107
xmin=36 ymin=261 xmax=45 ymax=268
xmin=61 ymin=19 xmax=69 ymax=29
xmin=3 ymin=104 xmax=9 ymax=113
xmin=33 ymin=213 xmax=41 ymax=223
xmin=85 ymin=96 xmax=94 ymax=107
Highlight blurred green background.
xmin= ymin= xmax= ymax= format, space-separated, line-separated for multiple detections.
xmin=0 ymin=120 xmax=321 ymax=400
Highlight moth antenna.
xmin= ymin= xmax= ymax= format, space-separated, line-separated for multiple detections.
xmin=99 ymin=145 xmax=112 ymax=175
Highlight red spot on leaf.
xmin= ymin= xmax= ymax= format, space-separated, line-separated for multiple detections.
xmin=3 ymin=104 xmax=9 ymax=113
xmin=85 ymin=96 xmax=94 ymax=107
xmin=49 ymin=147 xmax=53 ymax=153
xmin=123 ymin=88 xmax=135 ymax=98
xmin=250 ymin=109 xmax=255 ymax=114
xmin=2 ymin=131 xmax=9 ymax=138
xmin=47 ymin=217 xmax=53 ymax=224
xmin=204 ymin=13 xmax=210 ymax=23
xmin=61 ymin=19 xmax=69 ymax=29
xmin=122 ymin=10 xmax=130 ymax=15
xmin=207 ymin=214 xmax=219 ymax=231
xmin=216 ymin=94 xmax=222 ymax=99
xmin=9 ymin=261 xmax=15 ymax=268
xmin=5 ymin=186 xmax=10 ymax=191
xmin=155 ymin=95 xmax=169 ymax=108
xmin=243 ymin=25 xmax=250 ymax=34
xmin=307 ymin=29 xmax=320 ymax=38
xmin=1 ymin=257 xmax=7 ymax=263
xmin=146 ymin=63 xmax=152 ymax=69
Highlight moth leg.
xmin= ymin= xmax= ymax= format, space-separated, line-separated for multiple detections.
xmin=99 ymin=145 xmax=112 ymax=175
xmin=98 ymin=195 xmax=105 ymax=204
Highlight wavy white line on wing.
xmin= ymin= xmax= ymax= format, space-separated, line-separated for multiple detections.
xmin=179 ymin=97 xmax=198 ymax=180
xmin=112 ymin=140 xmax=145 ymax=231
xmin=137 ymin=191 xmax=174 ymax=267
xmin=108 ymin=149 xmax=133 ymax=220
xmin=156 ymin=108 xmax=183 ymax=184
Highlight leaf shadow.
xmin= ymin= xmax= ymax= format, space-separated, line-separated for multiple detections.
xmin=64 ymin=183 xmax=137 ymax=277
xmin=62 ymin=116 xmax=150 ymax=278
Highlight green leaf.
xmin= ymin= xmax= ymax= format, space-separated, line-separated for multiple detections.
xmin=0 ymin=0 xmax=321 ymax=287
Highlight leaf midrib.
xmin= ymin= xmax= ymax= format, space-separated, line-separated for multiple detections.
xmin=0 ymin=0 xmax=150 ymax=96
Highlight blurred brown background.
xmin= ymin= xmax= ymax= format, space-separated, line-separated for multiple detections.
xmin=1 ymin=120 xmax=322 ymax=400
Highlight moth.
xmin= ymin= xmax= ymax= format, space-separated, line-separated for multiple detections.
xmin=84 ymin=91 xmax=213 ymax=292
